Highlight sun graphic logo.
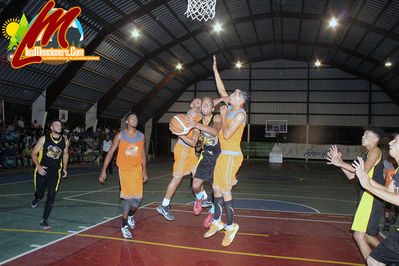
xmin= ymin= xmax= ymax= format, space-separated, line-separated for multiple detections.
xmin=2 ymin=15 xmax=28 ymax=62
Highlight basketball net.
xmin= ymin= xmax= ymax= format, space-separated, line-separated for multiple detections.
xmin=185 ymin=0 xmax=216 ymax=22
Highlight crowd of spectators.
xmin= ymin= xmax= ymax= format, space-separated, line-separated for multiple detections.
xmin=0 ymin=115 xmax=117 ymax=169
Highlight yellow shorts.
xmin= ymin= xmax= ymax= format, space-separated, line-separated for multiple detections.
xmin=172 ymin=141 xmax=197 ymax=178
xmin=213 ymin=151 xmax=243 ymax=193
xmin=118 ymin=166 xmax=143 ymax=199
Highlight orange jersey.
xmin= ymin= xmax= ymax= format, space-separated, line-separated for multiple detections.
xmin=219 ymin=106 xmax=246 ymax=152
xmin=116 ymin=130 xmax=144 ymax=170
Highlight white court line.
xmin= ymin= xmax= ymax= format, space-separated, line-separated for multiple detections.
xmin=62 ymin=186 xmax=118 ymax=200
xmin=103 ymin=217 xmax=112 ymax=220
xmin=67 ymin=231 xmax=78 ymax=234
xmin=78 ymin=226 xmax=88 ymax=229
xmin=143 ymin=206 xmax=352 ymax=225
xmin=0 ymin=201 xmax=155 ymax=265
xmin=233 ymin=198 xmax=320 ymax=214
xmin=29 ymin=245 xmax=42 ymax=248
xmin=65 ymin=198 xmax=122 ymax=207
xmin=0 ymin=171 xmax=100 ymax=186
xmin=62 ymin=173 xmax=170 ymax=200
xmin=142 ymin=190 xmax=357 ymax=203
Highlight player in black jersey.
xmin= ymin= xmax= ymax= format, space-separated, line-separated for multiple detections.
xmin=31 ymin=119 xmax=69 ymax=230
xmin=180 ymin=97 xmax=223 ymax=228
xmin=353 ymin=134 xmax=399 ymax=265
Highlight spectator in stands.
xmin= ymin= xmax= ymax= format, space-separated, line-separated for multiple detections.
xmin=32 ymin=120 xmax=40 ymax=129
xmin=102 ymin=134 xmax=113 ymax=174
xmin=0 ymin=143 xmax=6 ymax=169
xmin=5 ymin=143 xmax=18 ymax=168
xmin=23 ymin=144 xmax=33 ymax=166
xmin=17 ymin=116 xmax=24 ymax=129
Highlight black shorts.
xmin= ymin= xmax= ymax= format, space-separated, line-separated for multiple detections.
xmin=194 ymin=148 xmax=220 ymax=183
xmin=370 ymin=230 xmax=399 ymax=264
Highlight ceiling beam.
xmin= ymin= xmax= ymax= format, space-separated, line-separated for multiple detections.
xmin=45 ymin=0 xmax=171 ymax=110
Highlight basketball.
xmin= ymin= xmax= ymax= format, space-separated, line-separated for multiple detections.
xmin=169 ymin=114 xmax=191 ymax=135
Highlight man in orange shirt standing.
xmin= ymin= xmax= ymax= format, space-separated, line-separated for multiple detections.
xmin=99 ymin=112 xmax=148 ymax=239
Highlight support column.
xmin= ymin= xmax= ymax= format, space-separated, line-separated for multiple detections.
xmin=32 ymin=91 xmax=47 ymax=128
xmin=85 ymin=103 xmax=97 ymax=131
xmin=145 ymin=118 xmax=153 ymax=157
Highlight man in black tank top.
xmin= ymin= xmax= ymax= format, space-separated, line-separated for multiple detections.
xmin=30 ymin=119 xmax=69 ymax=230
xmin=327 ymin=127 xmax=384 ymax=261
xmin=180 ymin=97 xmax=223 ymax=228
xmin=353 ymin=134 xmax=399 ymax=265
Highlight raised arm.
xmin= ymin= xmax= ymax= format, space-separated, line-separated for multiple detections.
xmin=353 ymin=158 xmax=399 ymax=206
xmin=213 ymin=55 xmax=228 ymax=97
xmin=187 ymin=114 xmax=221 ymax=137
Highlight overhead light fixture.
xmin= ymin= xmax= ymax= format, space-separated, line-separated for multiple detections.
xmin=213 ymin=22 xmax=222 ymax=32
xmin=235 ymin=61 xmax=242 ymax=69
xmin=314 ymin=59 xmax=321 ymax=67
xmin=329 ymin=17 xmax=338 ymax=28
xmin=132 ymin=29 xmax=140 ymax=38
xmin=385 ymin=60 xmax=392 ymax=67
xmin=176 ymin=63 xmax=183 ymax=70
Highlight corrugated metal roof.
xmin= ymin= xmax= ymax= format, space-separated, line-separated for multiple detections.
xmin=84 ymin=58 xmax=128 ymax=80
xmin=358 ymin=1 xmax=386 ymax=25
xmin=181 ymin=38 xmax=207 ymax=58
xmin=236 ymin=21 xmax=258 ymax=43
xmin=102 ymin=108 xmax=126 ymax=118
xmin=303 ymin=0 xmax=327 ymax=14
xmin=225 ymin=0 xmax=250 ymax=18
xmin=167 ymin=0 xmax=202 ymax=32
xmin=138 ymin=64 xmax=165 ymax=83
xmin=168 ymin=45 xmax=194 ymax=64
xmin=53 ymin=97 xmax=92 ymax=111
xmin=370 ymin=39 xmax=399 ymax=60
xmin=248 ymin=0 xmax=271 ymax=15
xmin=300 ymin=19 xmax=318 ymax=42
xmin=108 ymin=97 xmax=135 ymax=111
xmin=73 ymin=69 xmax=116 ymax=91
xmin=0 ymin=67 xmax=54 ymax=89
xmin=62 ymin=83 xmax=104 ymax=102
xmin=96 ymin=38 xmax=141 ymax=68
xmin=119 ymin=87 xmax=146 ymax=101
xmin=152 ymin=5 xmax=188 ymax=39
xmin=79 ymin=0 xmax=122 ymax=24
xmin=136 ymin=14 xmax=174 ymax=45
xmin=112 ymin=0 xmax=140 ymax=16
xmin=128 ymin=75 xmax=157 ymax=93
xmin=0 ymin=84 xmax=40 ymax=101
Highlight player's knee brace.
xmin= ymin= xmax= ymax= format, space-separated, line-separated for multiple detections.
xmin=214 ymin=197 xmax=224 ymax=221
xmin=224 ymin=200 xmax=234 ymax=226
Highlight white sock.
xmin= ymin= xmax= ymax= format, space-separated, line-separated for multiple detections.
xmin=162 ymin=198 xmax=170 ymax=206
xmin=201 ymin=190 xmax=208 ymax=199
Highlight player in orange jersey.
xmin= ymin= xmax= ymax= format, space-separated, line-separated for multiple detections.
xmin=156 ymin=98 xmax=210 ymax=221
xmin=99 ymin=112 xmax=148 ymax=239
xmin=204 ymin=55 xmax=248 ymax=247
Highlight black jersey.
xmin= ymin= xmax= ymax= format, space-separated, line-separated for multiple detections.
xmin=199 ymin=114 xmax=220 ymax=154
xmin=38 ymin=134 xmax=66 ymax=169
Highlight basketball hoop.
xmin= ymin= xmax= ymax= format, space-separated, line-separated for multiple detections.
xmin=185 ymin=0 xmax=216 ymax=22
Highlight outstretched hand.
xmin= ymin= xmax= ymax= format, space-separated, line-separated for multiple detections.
xmin=213 ymin=55 xmax=217 ymax=70
xmin=352 ymin=157 xmax=370 ymax=189
xmin=326 ymin=145 xmax=343 ymax=167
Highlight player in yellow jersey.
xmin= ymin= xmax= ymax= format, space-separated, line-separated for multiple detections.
xmin=327 ymin=127 xmax=384 ymax=261
xmin=353 ymin=134 xmax=399 ymax=265
xmin=99 ymin=112 xmax=148 ymax=239
xmin=204 ymin=55 xmax=248 ymax=247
